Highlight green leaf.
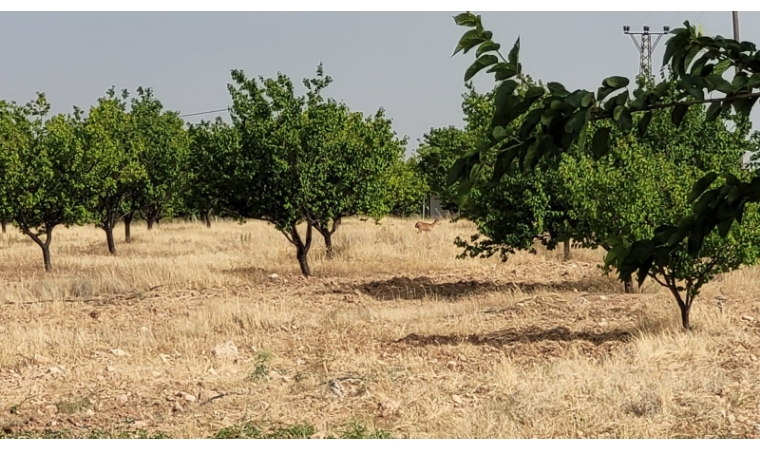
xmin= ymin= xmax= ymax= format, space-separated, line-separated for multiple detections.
xmin=705 ymin=101 xmax=722 ymax=122
xmin=581 ymin=92 xmax=595 ymax=108
xmin=636 ymin=255 xmax=655 ymax=287
xmin=476 ymin=41 xmax=501 ymax=58
xmin=591 ymin=127 xmax=611 ymax=160
xmin=713 ymin=59 xmax=732 ymax=75
xmin=688 ymin=172 xmax=719 ymax=202
xmin=464 ymin=55 xmax=499 ymax=82
xmin=524 ymin=86 xmax=546 ymax=101
xmin=486 ymin=63 xmax=517 ymax=81
xmin=671 ymin=104 xmax=689 ymax=127
xmin=446 ymin=156 xmax=469 ymax=187
xmin=453 ymin=29 xmax=485 ymax=56
xmin=507 ymin=37 xmax=520 ymax=66
xmin=638 ymin=111 xmax=653 ymax=135
xmin=617 ymin=108 xmax=633 ymax=133
xmin=602 ymin=76 xmax=629 ymax=90
xmin=453 ymin=12 xmax=478 ymax=27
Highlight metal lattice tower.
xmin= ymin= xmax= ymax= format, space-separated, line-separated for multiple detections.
xmin=623 ymin=25 xmax=670 ymax=83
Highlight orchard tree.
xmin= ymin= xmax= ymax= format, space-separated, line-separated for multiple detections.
xmin=0 ymin=94 xmax=96 ymax=271
xmin=300 ymin=68 xmax=407 ymax=257
xmin=417 ymin=79 xmax=579 ymax=264
xmin=222 ymin=68 xmax=317 ymax=276
xmin=222 ymin=65 xmax=406 ymax=275
xmin=185 ymin=117 xmax=239 ymax=228
xmin=447 ymin=12 xmax=760 ymax=328
xmin=84 ymin=88 xmax=147 ymax=254
xmin=415 ymin=125 xmax=472 ymax=213
xmin=125 ymin=87 xmax=190 ymax=239
xmin=384 ymin=156 xmax=430 ymax=217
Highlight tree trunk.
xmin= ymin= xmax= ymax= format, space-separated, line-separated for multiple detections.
xmin=105 ymin=226 xmax=116 ymax=254
xmin=563 ymin=239 xmax=571 ymax=261
xmin=323 ymin=231 xmax=333 ymax=259
xmin=1 ymin=221 xmax=6 ymax=234
xmin=200 ymin=209 xmax=212 ymax=228
xmin=146 ymin=207 xmax=160 ymax=230
xmin=20 ymin=224 xmax=54 ymax=272
xmin=679 ymin=301 xmax=692 ymax=330
xmin=41 ymin=243 xmax=52 ymax=272
xmin=624 ymin=275 xmax=635 ymax=293
xmin=124 ymin=212 xmax=134 ymax=243
xmin=291 ymin=222 xmax=313 ymax=277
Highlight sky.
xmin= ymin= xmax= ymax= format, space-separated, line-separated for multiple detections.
xmin=1 ymin=11 xmax=759 ymax=156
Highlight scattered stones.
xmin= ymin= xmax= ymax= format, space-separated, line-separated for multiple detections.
xmin=268 ymin=273 xmax=279 ymax=280
xmin=211 ymin=341 xmax=238 ymax=360
xmin=172 ymin=401 xmax=184 ymax=413
xmin=116 ymin=394 xmax=129 ymax=404
xmin=451 ymin=394 xmax=465 ymax=406
xmin=48 ymin=366 xmax=64 ymax=376
xmin=110 ymin=349 xmax=129 ymax=357
xmin=106 ymin=366 xmax=116 ymax=373
xmin=179 ymin=392 xmax=197 ymax=402
xmin=206 ymin=367 xmax=218 ymax=376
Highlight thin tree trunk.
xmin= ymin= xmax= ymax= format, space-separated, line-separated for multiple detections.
xmin=291 ymin=222 xmax=313 ymax=277
xmin=1 ymin=221 xmax=6 ymax=234
xmin=200 ymin=209 xmax=212 ymax=228
xmin=104 ymin=226 xmax=116 ymax=254
xmin=146 ymin=206 xmax=161 ymax=230
xmin=679 ymin=302 xmax=691 ymax=330
xmin=20 ymin=223 xmax=54 ymax=272
xmin=563 ymin=239 xmax=571 ymax=261
xmin=314 ymin=218 xmax=340 ymax=260
xmin=124 ymin=212 xmax=134 ymax=243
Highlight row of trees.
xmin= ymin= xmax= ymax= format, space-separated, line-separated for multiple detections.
xmin=0 ymin=65 xmax=432 ymax=275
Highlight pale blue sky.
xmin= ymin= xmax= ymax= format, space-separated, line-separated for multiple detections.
xmin=1 ymin=11 xmax=758 ymax=155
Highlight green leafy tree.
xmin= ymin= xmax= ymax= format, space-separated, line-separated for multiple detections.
xmin=220 ymin=65 xmax=407 ymax=275
xmin=416 ymin=79 xmax=579 ymax=264
xmin=84 ymin=88 xmax=147 ymax=254
xmin=0 ymin=94 xmax=96 ymax=271
xmin=384 ymin=156 xmax=429 ymax=217
xmin=185 ymin=117 xmax=239 ymax=228
xmin=415 ymin=125 xmax=472 ymax=213
xmin=447 ymin=12 xmax=760 ymax=328
xmin=220 ymin=67 xmax=316 ymax=276
xmin=300 ymin=67 xmax=407 ymax=257
xmin=123 ymin=87 xmax=190 ymax=239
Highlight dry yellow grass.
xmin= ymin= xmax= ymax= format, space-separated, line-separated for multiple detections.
xmin=1 ymin=216 xmax=760 ymax=438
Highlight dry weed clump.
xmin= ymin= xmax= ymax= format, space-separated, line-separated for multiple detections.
xmin=1 ymin=216 xmax=760 ymax=438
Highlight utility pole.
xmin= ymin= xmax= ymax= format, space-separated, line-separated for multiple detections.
xmin=732 ymin=11 xmax=740 ymax=41
xmin=732 ymin=11 xmax=740 ymax=74
xmin=623 ymin=25 xmax=670 ymax=84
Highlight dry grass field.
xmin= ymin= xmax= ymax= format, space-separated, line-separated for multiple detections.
xmin=1 ymin=216 xmax=760 ymax=438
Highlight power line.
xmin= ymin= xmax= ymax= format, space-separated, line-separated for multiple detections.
xmin=638 ymin=11 xmax=652 ymax=29
xmin=178 ymin=107 xmax=229 ymax=118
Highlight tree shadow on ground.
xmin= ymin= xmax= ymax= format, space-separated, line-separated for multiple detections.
xmin=394 ymin=325 xmax=633 ymax=348
xmin=352 ymin=275 xmax=619 ymax=301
